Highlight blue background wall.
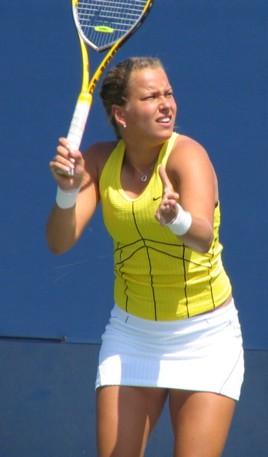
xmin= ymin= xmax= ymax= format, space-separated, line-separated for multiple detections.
xmin=0 ymin=1 xmax=267 ymax=456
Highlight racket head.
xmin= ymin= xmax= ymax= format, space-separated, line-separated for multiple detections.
xmin=72 ymin=0 xmax=155 ymax=52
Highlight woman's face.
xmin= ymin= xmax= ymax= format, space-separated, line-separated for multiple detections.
xmin=122 ymin=67 xmax=177 ymax=144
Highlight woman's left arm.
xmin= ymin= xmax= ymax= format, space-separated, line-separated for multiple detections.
xmin=155 ymin=136 xmax=217 ymax=253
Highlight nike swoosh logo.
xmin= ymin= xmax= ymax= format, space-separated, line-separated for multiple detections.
xmin=153 ymin=196 xmax=161 ymax=201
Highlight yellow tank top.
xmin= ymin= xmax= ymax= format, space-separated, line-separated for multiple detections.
xmin=99 ymin=133 xmax=232 ymax=320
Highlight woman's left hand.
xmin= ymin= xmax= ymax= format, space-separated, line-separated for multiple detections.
xmin=155 ymin=166 xmax=179 ymax=226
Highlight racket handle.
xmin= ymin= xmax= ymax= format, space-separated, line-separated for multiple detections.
xmin=58 ymin=94 xmax=92 ymax=176
xmin=67 ymin=93 xmax=92 ymax=151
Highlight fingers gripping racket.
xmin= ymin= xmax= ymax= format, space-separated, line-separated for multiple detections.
xmin=65 ymin=0 xmax=155 ymax=173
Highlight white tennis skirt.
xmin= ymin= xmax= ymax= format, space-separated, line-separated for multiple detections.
xmin=95 ymin=300 xmax=244 ymax=401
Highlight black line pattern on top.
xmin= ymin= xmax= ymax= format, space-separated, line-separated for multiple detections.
xmin=113 ymin=201 xmax=215 ymax=320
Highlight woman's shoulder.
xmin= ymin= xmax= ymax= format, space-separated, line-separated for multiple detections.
xmin=167 ymin=133 xmax=216 ymax=189
xmin=83 ymin=140 xmax=119 ymax=180
xmin=170 ymin=134 xmax=212 ymax=166
xmin=173 ymin=134 xmax=207 ymax=154
xmin=84 ymin=140 xmax=118 ymax=160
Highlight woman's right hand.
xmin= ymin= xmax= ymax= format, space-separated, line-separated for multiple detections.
xmin=49 ymin=137 xmax=85 ymax=190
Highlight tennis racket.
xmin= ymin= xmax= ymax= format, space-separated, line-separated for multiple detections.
xmin=65 ymin=0 xmax=155 ymax=174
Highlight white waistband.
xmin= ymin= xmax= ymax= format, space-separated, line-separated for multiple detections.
xmin=111 ymin=299 xmax=236 ymax=331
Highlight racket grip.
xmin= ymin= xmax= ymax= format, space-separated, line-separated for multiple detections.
xmin=60 ymin=94 xmax=92 ymax=176
xmin=67 ymin=93 xmax=92 ymax=151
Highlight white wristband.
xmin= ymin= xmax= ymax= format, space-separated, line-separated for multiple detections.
xmin=167 ymin=203 xmax=192 ymax=236
xmin=56 ymin=186 xmax=80 ymax=209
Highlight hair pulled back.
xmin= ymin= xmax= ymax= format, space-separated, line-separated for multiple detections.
xmin=100 ymin=56 xmax=164 ymax=137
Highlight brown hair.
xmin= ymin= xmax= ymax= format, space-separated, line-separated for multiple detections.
xmin=100 ymin=57 xmax=164 ymax=137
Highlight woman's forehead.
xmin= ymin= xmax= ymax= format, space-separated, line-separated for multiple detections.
xmin=128 ymin=67 xmax=170 ymax=89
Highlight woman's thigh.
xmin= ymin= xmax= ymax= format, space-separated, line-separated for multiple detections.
xmin=96 ymin=385 xmax=168 ymax=457
xmin=169 ymin=389 xmax=236 ymax=457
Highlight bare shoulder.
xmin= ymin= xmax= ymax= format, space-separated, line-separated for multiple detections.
xmin=84 ymin=140 xmax=118 ymax=164
xmin=83 ymin=140 xmax=118 ymax=182
xmin=167 ymin=134 xmax=218 ymax=196
xmin=174 ymin=134 xmax=211 ymax=159
xmin=168 ymin=134 xmax=214 ymax=173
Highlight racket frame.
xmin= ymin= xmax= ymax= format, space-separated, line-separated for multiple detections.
xmin=65 ymin=0 xmax=155 ymax=173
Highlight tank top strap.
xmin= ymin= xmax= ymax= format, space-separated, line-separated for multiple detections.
xmin=158 ymin=132 xmax=179 ymax=167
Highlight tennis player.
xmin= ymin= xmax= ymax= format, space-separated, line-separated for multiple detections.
xmin=47 ymin=57 xmax=244 ymax=457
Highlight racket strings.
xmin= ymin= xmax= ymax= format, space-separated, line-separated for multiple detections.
xmin=76 ymin=0 xmax=148 ymax=49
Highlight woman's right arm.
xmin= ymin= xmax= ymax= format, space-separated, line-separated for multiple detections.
xmin=46 ymin=138 xmax=100 ymax=255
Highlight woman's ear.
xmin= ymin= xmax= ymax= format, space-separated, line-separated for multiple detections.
xmin=111 ymin=104 xmax=126 ymax=129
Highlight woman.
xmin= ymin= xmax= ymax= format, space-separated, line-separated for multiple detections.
xmin=47 ymin=57 xmax=244 ymax=457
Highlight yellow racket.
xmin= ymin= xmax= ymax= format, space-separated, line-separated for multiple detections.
xmin=65 ymin=0 xmax=155 ymax=172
